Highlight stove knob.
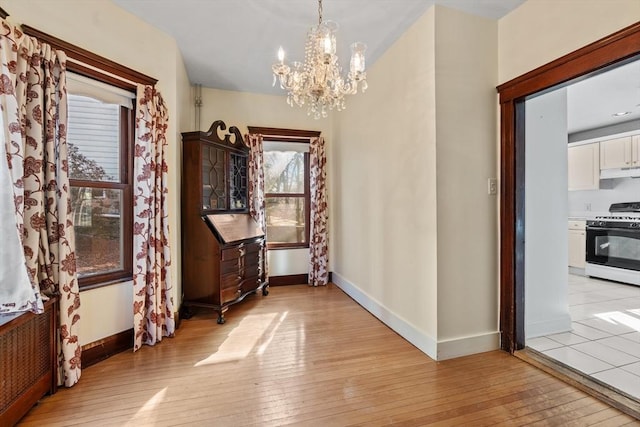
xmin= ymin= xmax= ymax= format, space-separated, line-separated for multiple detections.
xmin=599 ymin=221 xmax=606 ymax=226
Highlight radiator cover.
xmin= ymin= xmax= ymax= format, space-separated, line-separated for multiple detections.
xmin=0 ymin=299 xmax=57 ymax=426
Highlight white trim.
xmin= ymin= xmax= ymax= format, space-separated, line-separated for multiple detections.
xmin=599 ymin=167 xmax=640 ymax=179
xmin=568 ymin=129 xmax=639 ymax=147
xmin=263 ymin=141 xmax=309 ymax=153
xmin=585 ymin=263 xmax=640 ymax=286
xmin=67 ymin=72 xmax=135 ymax=109
xmin=333 ymin=272 xmax=437 ymax=360
xmin=437 ymin=332 xmax=500 ymax=361
xmin=525 ymin=314 xmax=572 ymax=340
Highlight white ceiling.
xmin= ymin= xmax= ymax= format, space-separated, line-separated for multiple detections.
xmin=567 ymin=59 xmax=640 ymax=134
xmin=111 ymin=0 xmax=524 ymax=94
xmin=111 ymin=0 xmax=639 ymax=134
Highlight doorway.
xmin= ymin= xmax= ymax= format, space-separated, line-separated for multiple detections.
xmin=498 ymin=22 xmax=640 ymax=407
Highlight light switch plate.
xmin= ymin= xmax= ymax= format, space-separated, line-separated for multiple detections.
xmin=488 ymin=178 xmax=498 ymax=195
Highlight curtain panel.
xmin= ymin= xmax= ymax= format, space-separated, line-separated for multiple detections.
xmin=0 ymin=20 xmax=81 ymax=386
xmin=132 ymin=84 xmax=175 ymax=351
xmin=246 ymin=133 xmax=266 ymax=232
xmin=246 ymin=133 xmax=268 ymax=277
xmin=309 ymin=137 xmax=328 ymax=286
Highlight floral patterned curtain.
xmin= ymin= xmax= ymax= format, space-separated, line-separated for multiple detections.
xmin=246 ymin=133 xmax=268 ymax=276
xmin=246 ymin=133 xmax=265 ymax=231
xmin=309 ymin=137 xmax=328 ymax=286
xmin=0 ymin=20 xmax=81 ymax=386
xmin=132 ymin=85 xmax=175 ymax=351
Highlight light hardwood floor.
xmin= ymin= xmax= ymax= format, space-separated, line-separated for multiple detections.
xmin=19 ymin=285 xmax=639 ymax=426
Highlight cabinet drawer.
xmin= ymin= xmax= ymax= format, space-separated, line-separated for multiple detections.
xmin=221 ymin=287 xmax=242 ymax=304
xmin=221 ymin=273 xmax=241 ymax=290
xmin=221 ymin=246 xmax=244 ymax=261
xmin=245 ymin=242 xmax=262 ymax=255
xmin=568 ymin=220 xmax=586 ymax=231
xmin=241 ymin=277 xmax=261 ymax=293
xmin=221 ymin=258 xmax=239 ymax=275
xmin=221 ymin=241 xmax=262 ymax=260
xmin=244 ymin=263 xmax=261 ymax=279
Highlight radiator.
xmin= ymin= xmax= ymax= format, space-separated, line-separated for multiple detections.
xmin=0 ymin=299 xmax=57 ymax=426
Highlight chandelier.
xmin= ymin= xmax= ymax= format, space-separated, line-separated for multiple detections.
xmin=272 ymin=0 xmax=368 ymax=119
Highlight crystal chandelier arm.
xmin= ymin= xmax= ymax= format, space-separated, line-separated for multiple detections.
xmin=271 ymin=0 xmax=367 ymax=119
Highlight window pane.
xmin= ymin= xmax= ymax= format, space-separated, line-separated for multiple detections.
xmin=264 ymin=151 xmax=304 ymax=194
xmin=68 ymin=94 xmax=120 ymax=182
xmin=266 ymin=197 xmax=306 ymax=244
xmin=72 ymin=187 xmax=123 ymax=277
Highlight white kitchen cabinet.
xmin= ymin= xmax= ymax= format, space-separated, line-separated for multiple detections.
xmin=633 ymin=135 xmax=640 ymax=166
xmin=568 ymin=143 xmax=599 ymax=191
xmin=568 ymin=220 xmax=586 ymax=269
xmin=600 ymin=136 xmax=636 ymax=169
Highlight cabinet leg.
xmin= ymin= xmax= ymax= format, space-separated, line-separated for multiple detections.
xmin=217 ymin=313 xmax=225 ymax=324
xmin=262 ymin=286 xmax=269 ymax=296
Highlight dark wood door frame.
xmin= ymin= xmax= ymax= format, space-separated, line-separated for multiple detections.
xmin=497 ymin=22 xmax=640 ymax=353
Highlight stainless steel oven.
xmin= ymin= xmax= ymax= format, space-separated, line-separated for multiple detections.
xmin=585 ymin=202 xmax=640 ymax=286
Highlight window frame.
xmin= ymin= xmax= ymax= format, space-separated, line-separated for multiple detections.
xmin=21 ymin=25 xmax=156 ymax=290
xmin=248 ymin=126 xmax=321 ymax=251
xmin=264 ymin=149 xmax=310 ymax=250
xmin=68 ymin=104 xmax=135 ymax=290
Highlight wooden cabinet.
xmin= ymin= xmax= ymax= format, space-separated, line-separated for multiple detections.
xmin=181 ymin=121 xmax=268 ymax=324
xmin=600 ymin=136 xmax=638 ymax=169
xmin=568 ymin=143 xmax=599 ymax=191
xmin=568 ymin=220 xmax=586 ymax=269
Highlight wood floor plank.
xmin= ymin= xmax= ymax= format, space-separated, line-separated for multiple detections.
xmin=17 ymin=284 xmax=638 ymax=426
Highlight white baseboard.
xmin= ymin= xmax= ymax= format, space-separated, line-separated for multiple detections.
xmin=437 ymin=332 xmax=500 ymax=360
xmin=525 ymin=314 xmax=572 ymax=340
xmin=333 ymin=272 xmax=438 ymax=360
xmin=333 ymin=272 xmax=500 ymax=361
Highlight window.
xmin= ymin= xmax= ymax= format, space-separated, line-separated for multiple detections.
xmin=248 ymin=126 xmax=321 ymax=250
xmin=20 ymin=25 xmax=157 ymax=290
xmin=67 ymin=74 xmax=135 ymax=289
xmin=264 ymin=142 xmax=310 ymax=248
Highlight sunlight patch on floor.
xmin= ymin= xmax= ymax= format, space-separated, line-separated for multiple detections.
xmin=595 ymin=311 xmax=640 ymax=332
xmin=256 ymin=311 xmax=288 ymax=355
xmin=125 ymin=387 xmax=167 ymax=426
xmin=194 ymin=312 xmax=281 ymax=366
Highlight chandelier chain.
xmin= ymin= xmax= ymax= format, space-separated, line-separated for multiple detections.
xmin=318 ymin=0 xmax=323 ymax=25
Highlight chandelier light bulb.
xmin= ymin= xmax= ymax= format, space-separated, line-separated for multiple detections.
xmin=350 ymin=42 xmax=367 ymax=74
xmin=323 ymin=36 xmax=332 ymax=55
xmin=271 ymin=0 xmax=367 ymax=119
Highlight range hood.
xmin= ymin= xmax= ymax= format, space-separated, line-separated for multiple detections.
xmin=600 ymin=167 xmax=640 ymax=179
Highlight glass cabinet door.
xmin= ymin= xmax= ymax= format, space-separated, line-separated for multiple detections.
xmin=202 ymin=144 xmax=227 ymax=210
xmin=230 ymin=153 xmax=248 ymax=210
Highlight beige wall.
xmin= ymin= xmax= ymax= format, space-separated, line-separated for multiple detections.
xmin=198 ymin=88 xmax=333 ymax=137
xmin=332 ymin=5 xmax=499 ymax=359
xmin=175 ymin=50 xmax=193 ymax=302
xmin=498 ymin=0 xmax=640 ymax=83
xmin=434 ymin=7 xmax=498 ymax=349
xmin=332 ymin=7 xmax=440 ymax=346
xmin=198 ymin=87 xmax=334 ymax=276
xmin=4 ymin=0 xmax=193 ymax=345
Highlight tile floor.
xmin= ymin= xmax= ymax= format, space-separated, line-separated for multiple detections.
xmin=528 ymin=273 xmax=640 ymax=400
